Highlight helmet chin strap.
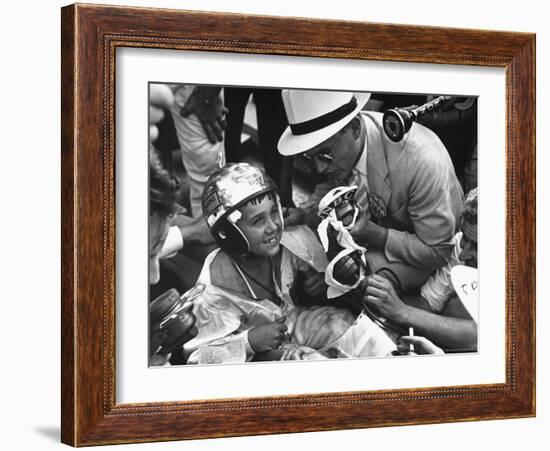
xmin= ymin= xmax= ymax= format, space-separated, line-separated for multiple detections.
xmin=217 ymin=208 xmax=251 ymax=253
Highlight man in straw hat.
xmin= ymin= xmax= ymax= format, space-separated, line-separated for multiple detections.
xmin=278 ymin=90 xmax=463 ymax=291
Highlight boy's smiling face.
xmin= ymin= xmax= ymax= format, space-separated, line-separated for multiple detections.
xmin=237 ymin=193 xmax=283 ymax=258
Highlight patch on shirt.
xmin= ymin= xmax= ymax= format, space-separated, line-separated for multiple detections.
xmin=368 ymin=192 xmax=387 ymax=220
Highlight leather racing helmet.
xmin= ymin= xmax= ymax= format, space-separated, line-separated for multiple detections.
xmin=202 ymin=163 xmax=281 ymax=254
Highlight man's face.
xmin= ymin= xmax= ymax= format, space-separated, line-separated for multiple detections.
xmin=302 ymin=125 xmax=361 ymax=182
xmin=459 ymin=220 xmax=478 ymax=268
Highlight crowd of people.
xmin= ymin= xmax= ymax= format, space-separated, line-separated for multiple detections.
xmin=147 ymin=84 xmax=478 ymax=366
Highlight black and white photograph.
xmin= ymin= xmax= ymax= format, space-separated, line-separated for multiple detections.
xmin=3 ymin=0 xmax=546 ymax=447
xmin=148 ymin=84 xmax=478 ymax=366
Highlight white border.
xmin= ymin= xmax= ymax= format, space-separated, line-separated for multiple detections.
xmin=116 ymin=48 xmax=506 ymax=403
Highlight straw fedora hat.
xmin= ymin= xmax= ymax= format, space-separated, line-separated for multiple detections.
xmin=278 ymin=90 xmax=371 ymax=156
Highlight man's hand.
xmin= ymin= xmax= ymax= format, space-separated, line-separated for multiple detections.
xmin=149 ymin=329 xmax=171 ymax=366
xmin=282 ymin=207 xmax=305 ymax=227
xmin=350 ymin=213 xmax=388 ymax=247
xmin=171 ymin=214 xmax=215 ymax=245
xmin=364 ymin=274 xmax=407 ymax=323
xmin=248 ymin=317 xmax=288 ymax=353
xmin=302 ymin=270 xmax=327 ymax=297
xmin=149 ymin=84 xmax=175 ymax=142
xmin=396 ymin=335 xmax=444 ymax=355
xmin=180 ymin=88 xmax=228 ymax=144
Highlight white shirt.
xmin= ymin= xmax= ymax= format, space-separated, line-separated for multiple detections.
xmin=420 ymin=232 xmax=463 ymax=312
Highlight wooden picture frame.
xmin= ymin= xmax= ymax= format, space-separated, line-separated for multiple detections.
xmin=61 ymin=3 xmax=535 ymax=446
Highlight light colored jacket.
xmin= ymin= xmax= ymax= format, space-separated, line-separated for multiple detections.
xmin=308 ymin=111 xmax=464 ymax=271
xmin=361 ymin=111 xmax=464 ymax=269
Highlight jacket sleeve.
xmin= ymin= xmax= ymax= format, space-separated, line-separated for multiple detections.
xmin=384 ymin=141 xmax=462 ymax=269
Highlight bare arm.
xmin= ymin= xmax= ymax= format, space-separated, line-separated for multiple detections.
xmin=394 ymin=303 xmax=477 ymax=351
xmin=172 ymin=213 xmax=215 ymax=245
xmin=365 ymin=275 xmax=477 ymax=351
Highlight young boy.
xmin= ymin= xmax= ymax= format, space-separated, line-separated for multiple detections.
xmin=185 ymin=163 xmax=357 ymax=363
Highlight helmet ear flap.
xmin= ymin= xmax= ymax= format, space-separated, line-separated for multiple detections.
xmin=213 ymin=220 xmax=250 ymax=255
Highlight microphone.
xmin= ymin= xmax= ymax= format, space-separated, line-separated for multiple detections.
xmin=383 ymin=95 xmax=453 ymax=142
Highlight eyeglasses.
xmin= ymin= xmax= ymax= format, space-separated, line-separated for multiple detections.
xmin=301 ymin=133 xmax=342 ymax=164
xmin=302 ymin=149 xmax=333 ymax=164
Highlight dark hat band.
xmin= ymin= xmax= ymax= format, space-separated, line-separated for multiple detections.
xmin=290 ymin=96 xmax=358 ymax=136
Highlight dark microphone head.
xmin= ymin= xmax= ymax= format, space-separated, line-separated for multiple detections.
xmin=332 ymin=253 xmax=361 ymax=286
xmin=383 ymin=108 xmax=413 ymax=142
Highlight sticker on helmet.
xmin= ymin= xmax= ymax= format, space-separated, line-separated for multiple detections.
xmin=204 ymin=190 xmax=224 ymax=227
xmin=203 ymin=190 xmax=221 ymax=214
xmin=237 ymin=172 xmax=264 ymax=188
xmin=228 ymin=210 xmax=242 ymax=224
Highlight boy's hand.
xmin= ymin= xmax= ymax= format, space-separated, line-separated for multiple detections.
xmin=303 ymin=270 xmax=327 ymax=297
xmin=364 ymin=274 xmax=407 ymax=323
xmin=248 ymin=316 xmax=288 ymax=353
